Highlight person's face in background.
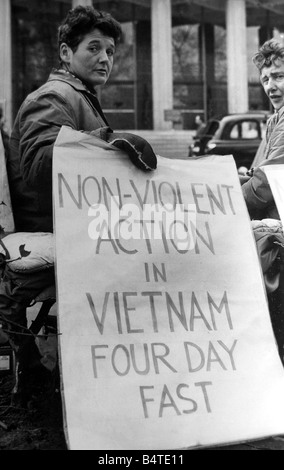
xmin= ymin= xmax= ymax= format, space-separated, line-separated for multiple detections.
xmin=260 ymin=58 xmax=284 ymax=111
xmin=60 ymin=28 xmax=115 ymax=89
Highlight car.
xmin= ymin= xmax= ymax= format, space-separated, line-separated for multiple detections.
xmin=188 ymin=112 xmax=270 ymax=169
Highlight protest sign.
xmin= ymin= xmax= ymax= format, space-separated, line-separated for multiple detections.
xmin=53 ymin=126 xmax=284 ymax=450
xmin=263 ymin=165 xmax=284 ymax=225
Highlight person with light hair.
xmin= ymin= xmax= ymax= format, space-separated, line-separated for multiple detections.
xmin=242 ymin=39 xmax=284 ymax=220
xmin=242 ymin=39 xmax=284 ymax=363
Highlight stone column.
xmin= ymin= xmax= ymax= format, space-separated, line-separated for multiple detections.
xmin=0 ymin=0 xmax=12 ymax=132
xmin=136 ymin=21 xmax=153 ymax=129
xmin=199 ymin=23 xmax=215 ymax=120
xmin=226 ymin=0 xmax=248 ymax=113
xmin=151 ymin=0 xmax=173 ymax=130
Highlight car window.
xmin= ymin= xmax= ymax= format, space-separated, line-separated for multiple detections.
xmin=228 ymin=120 xmax=261 ymax=140
xmin=241 ymin=121 xmax=259 ymax=138
xmin=229 ymin=123 xmax=240 ymax=139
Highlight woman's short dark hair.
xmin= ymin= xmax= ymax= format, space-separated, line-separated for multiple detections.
xmin=253 ymin=39 xmax=284 ymax=72
xmin=58 ymin=5 xmax=122 ymax=51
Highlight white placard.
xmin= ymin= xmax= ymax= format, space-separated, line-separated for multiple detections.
xmin=53 ymin=126 xmax=284 ymax=451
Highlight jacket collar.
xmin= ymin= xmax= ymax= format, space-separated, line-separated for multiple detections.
xmin=277 ymin=105 xmax=284 ymax=120
xmin=47 ymin=68 xmax=97 ymax=96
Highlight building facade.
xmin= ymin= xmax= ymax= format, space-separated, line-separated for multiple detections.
xmin=1 ymin=0 xmax=284 ymax=133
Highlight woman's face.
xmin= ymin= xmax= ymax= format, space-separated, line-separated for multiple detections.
xmin=260 ymin=59 xmax=284 ymax=111
xmin=61 ymin=28 xmax=115 ymax=88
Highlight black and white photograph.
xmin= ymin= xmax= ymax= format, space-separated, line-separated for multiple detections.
xmin=0 ymin=0 xmax=284 ymax=454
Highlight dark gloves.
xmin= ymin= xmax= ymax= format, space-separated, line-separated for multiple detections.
xmin=107 ymin=132 xmax=157 ymax=171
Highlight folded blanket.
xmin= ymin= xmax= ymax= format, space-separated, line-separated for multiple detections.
xmin=0 ymin=232 xmax=54 ymax=273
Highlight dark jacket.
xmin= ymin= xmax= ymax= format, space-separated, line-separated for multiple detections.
xmin=7 ymin=69 xmax=110 ymax=233
xmin=242 ymin=106 xmax=284 ymax=220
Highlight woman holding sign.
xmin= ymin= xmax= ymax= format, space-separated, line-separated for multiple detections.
xmin=242 ymin=39 xmax=284 ymax=364
xmin=0 ymin=5 xmax=157 ymax=405
xmin=242 ymin=39 xmax=284 ymax=220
